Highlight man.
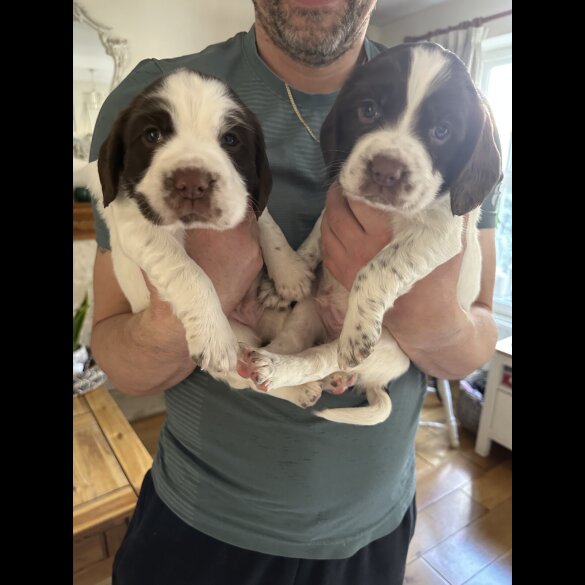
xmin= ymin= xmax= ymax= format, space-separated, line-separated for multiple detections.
xmin=89 ymin=1 xmax=499 ymax=583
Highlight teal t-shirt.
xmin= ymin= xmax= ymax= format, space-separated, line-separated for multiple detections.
xmin=89 ymin=27 xmax=498 ymax=559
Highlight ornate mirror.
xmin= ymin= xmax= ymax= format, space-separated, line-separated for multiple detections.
xmin=73 ymin=2 xmax=129 ymax=160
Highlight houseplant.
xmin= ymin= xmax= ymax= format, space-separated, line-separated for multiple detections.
xmin=73 ymin=292 xmax=106 ymax=394
xmin=73 ymin=292 xmax=89 ymax=352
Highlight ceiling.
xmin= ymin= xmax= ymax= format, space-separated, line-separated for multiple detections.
xmin=372 ymin=0 xmax=450 ymax=24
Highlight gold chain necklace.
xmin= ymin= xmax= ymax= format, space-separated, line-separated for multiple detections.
xmin=283 ymin=50 xmax=368 ymax=145
xmin=284 ymin=82 xmax=320 ymax=144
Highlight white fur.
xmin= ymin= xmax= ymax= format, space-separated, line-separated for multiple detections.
xmin=247 ymin=203 xmax=480 ymax=425
xmin=403 ymin=46 xmax=450 ymax=130
xmin=134 ymin=74 xmax=249 ymax=230
xmin=80 ymin=70 xmax=317 ymax=401
xmin=340 ymin=47 xmax=451 ymax=217
xmin=257 ymin=211 xmax=315 ymax=308
xmin=339 ymin=128 xmax=444 ymax=215
xmin=243 ymin=45 xmax=489 ymax=425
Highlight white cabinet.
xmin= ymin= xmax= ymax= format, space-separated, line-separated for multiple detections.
xmin=475 ymin=336 xmax=512 ymax=456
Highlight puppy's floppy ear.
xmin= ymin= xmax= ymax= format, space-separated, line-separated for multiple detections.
xmin=450 ymin=100 xmax=503 ymax=216
xmin=320 ymin=100 xmax=345 ymax=181
xmin=251 ymin=120 xmax=272 ymax=218
xmin=97 ymin=108 xmax=130 ymax=208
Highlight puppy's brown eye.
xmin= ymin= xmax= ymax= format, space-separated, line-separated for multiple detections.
xmin=221 ymin=133 xmax=239 ymax=147
xmin=431 ymin=124 xmax=451 ymax=142
xmin=357 ymin=100 xmax=380 ymax=124
xmin=144 ymin=127 xmax=162 ymax=144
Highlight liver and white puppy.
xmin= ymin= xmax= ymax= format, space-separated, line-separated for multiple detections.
xmin=79 ymin=69 xmax=314 ymax=393
xmin=245 ymin=42 xmax=502 ymax=424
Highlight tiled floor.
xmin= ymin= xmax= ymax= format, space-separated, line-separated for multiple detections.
xmin=405 ymin=389 xmax=512 ymax=584
xmin=113 ymin=388 xmax=512 ymax=585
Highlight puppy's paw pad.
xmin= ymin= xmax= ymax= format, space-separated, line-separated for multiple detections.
xmin=245 ymin=350 xmax=279 ymax=390
xmin=274 ymin=261 xmax=314 ymax=302
xmin=320 ymin=372 xmax=358 ymax=395
xmin=299 ymin=383 xmax=323 ymax=408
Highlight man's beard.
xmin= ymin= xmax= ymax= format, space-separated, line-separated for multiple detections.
xmin=253 ymin=0 xmax=371 ymax=66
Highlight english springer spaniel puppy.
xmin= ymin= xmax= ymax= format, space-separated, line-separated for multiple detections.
xmin=244 ymin=42 xmax=502 ymax=425
xmin=80 ymin=69 xmax=315 ymax=398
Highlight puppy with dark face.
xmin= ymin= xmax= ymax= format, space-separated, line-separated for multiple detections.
xmin=321 ymin=41 xmax=501 ymax=218
xmin=80 ymin=69 xmax=313 ymax=379
xmin=321 ymin=42 xmax=501 ymax=371
xmin=244 ymin=42 xmax=502 ymax=425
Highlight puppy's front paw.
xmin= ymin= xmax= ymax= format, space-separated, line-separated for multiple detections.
xmin=188 ymin=318 xmax=238 ymax=374
xmin=239 ymin=347 xmax=296 ymax=391
xmin=320 ymin=372 xmax=358 ymax=395
xmin=297 ymin=382 xmax=323 ymax=408
xmin=337 ymin=319 xmax=381 ymax=369
xmin=246 ymin=349 xmax=279 ymax=391
xmin=257 ymin=277 xmax=292 ymax=310
xmin=267 ymin=255 xmax=314 ymax=304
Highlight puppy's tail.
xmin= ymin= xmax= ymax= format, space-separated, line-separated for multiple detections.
xmin=315 ymin=386 xmax=392 ymax=426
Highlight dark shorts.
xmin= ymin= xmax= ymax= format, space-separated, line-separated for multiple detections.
xmin=113 ymin=470 xmax=416 ymax=585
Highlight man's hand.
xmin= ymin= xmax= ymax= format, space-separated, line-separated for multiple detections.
xmin=141 ymin=208 xmax=263 ymax=324
xmin=184 ymin=209 xmax=263 ymax=314
xmin=320 ymin=182 xmax=479 ymax=374
xmin=321 ymin=181 xmax=392 ymax=290
xmin=384 ymin=217 xmax=470 ymax=351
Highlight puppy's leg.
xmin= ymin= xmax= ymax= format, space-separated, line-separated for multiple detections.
xmin=111 ymin=200 xmax=238 ymax=373
xmin=226 ymin=315 xmax=324 ymax=406
xmin=258 ymin=210 xmax=324 ymax=309
xmin=258 ymin=210 xmax=314 ymax=308
xmin=245 ymin=340 xmax=340 ymax=391
xmin=317 ymin=330 xmax=411 ymax=425
xmin=296 ymin=210 xmax=324 ymax=271
xmin=337 ymin=222 xmax=463 ymax=368
xmin=263 ymin=297 xmax=326 ymax=355
xmin=319 ymin=372 xmax=358 ymax=395
xmin=267 ymin=383 xmax=323 ymax=409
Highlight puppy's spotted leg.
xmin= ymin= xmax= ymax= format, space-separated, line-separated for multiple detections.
xmin=337 ymin=225 xmax=462 ymax=369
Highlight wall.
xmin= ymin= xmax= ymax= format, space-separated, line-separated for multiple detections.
xmin=76 ymin=0 xmax=512 ymax=89
xmin=368 ymin=0 xmax=512 ymax=47
xmin=76 ymin=0 xmax=255 ymax=78
xmin=74 ymin=79 xmax=111 ymax=138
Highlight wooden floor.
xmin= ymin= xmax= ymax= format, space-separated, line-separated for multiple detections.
xmin=130 ymin=389 xmax=512 ymax=585
xmin=406 ymin=389 xmax=512 ymax=584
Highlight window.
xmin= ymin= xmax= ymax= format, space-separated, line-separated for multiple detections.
xmin=480 ymin=35 xmax=512 ymax=331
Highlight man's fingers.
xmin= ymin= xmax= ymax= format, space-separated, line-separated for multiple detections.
xmin=324 ymin=182 xmax=365 ymax=241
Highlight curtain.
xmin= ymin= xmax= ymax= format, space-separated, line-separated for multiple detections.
xmin=415 ymin=26 xmax=487 ymax=83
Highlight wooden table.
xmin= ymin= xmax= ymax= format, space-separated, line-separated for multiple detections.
xmin=475 ymin=336 xmax=512 ymax=456
xmin=73 ymin=201 xmax=96 ymax=240
xmin=73 ymin=386 xmax=152 ymax=585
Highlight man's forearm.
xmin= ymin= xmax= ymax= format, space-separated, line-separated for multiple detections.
xmin=91 ymin=312 xmax=196 ymax=396
xmin=390 ymin=303 xmax=498 ymax=380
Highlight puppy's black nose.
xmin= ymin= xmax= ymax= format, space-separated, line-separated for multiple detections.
xmin=370 ymin=155 xmax=404 ymax=187
xmin=171 ymin=168 xmax=214 ymax=199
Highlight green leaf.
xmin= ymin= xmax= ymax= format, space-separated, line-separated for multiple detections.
xmin=73 ymin=293 xmax=90 ymax=352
